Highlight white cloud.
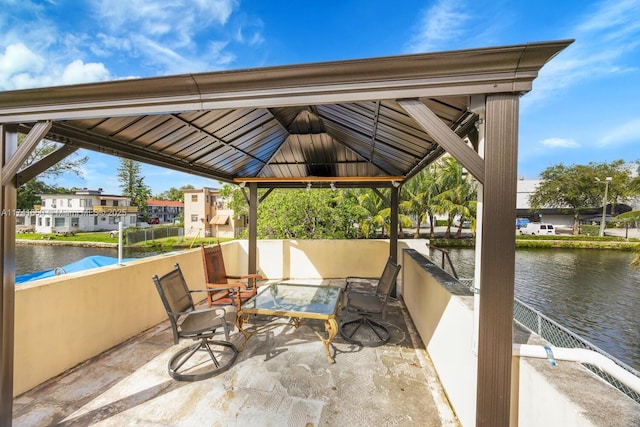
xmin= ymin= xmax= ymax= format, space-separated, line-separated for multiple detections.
xmin=540 ymin=138 xmax=580 ymax=148
xmin=599 ymin=117 xmax=640 ymax=146
xmin=405 ymin=0 xmax=471 ymax=53
xmin=89 ymin=0 xmax=240 ymax=75
xmin=522 ymin=0 xmax=640 ymax=108
xmin=61 ymin=60 xmax=111 ymax=85
xmin=0 ymin=43 xmax=45 ymax=89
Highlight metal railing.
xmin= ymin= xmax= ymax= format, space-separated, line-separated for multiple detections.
xmin=426 ymin=245 xmax=640 ymax=403
xmin=513 ymin=298 xmax=640 ymax=403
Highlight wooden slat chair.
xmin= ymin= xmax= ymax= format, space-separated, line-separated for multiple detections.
xmin=201 ymin=243 xmax=263 ymax=309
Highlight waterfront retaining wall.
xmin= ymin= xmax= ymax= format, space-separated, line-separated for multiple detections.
xmin=402 ymin=249 xmax=640 ymax=426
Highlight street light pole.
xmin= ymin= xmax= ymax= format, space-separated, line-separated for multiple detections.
xmin=598 ymin=176 xmax=612 ymax=237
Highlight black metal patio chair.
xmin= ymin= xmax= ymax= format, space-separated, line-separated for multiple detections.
xmin=339 ymin=258 xmax=401 ymax=347
xmin=152 ymin=263 xmax=238 ymax=381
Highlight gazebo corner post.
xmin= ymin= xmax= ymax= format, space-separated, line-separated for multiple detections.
xmin=248 ymin=182 xmax=258 ymax=276
xmin=0 ymin=124 xmax=18 ymax=426
xmin=475 ymin=94 xmax=519 ymax=426
xmin=390 ymin=184 xmax=399 ymax=297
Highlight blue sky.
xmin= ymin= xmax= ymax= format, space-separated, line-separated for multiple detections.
xmin=1 ymin=0 xmax=639 ymax=195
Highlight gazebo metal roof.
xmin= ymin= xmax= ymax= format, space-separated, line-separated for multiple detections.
xmin=0 ymin=40 xmax=570 ymax=187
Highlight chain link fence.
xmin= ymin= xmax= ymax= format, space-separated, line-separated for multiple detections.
xmin=513 ymin=298 xmax=640 ymax=403
xmin=431 ymin=248 xmax=639 ymax=403
xmin=125 ymin=227 xmax=183 ymax=245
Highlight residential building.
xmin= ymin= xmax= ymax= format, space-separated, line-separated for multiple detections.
xmin=27 ymin=189 xmax=138 ymax=234
xmin=146 ymin=199 xmax=184 ymax=224
xmin=183 ymin=187 xmax=237 ymax=238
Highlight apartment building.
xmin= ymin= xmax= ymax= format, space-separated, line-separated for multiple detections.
xmin=182 ymin=187 xmax=236 ymax=238
xmin=146 ymin=199 xmax=184 ymax=224
xmin=23 ymin=189 xmax=138 ymax=234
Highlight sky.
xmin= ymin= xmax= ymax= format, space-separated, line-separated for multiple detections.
xmin=1 ymin=0 xmax=639 ymax=195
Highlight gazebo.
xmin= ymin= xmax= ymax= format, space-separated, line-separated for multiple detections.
xmin=0 ymin=39 xmax=572 ymax=425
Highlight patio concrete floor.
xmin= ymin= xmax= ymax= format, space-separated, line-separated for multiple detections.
xmin=13 ymin=279 xmax=459 ymax=426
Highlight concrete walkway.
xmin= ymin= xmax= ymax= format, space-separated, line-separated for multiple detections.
xmin=13 ymin=280 xmax=459 ymax=426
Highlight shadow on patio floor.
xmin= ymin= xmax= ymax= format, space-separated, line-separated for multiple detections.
xmin=13 ymin=280 xmax=458 ymax=426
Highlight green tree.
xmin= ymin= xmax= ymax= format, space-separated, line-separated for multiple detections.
xmin=17 ymin=135 xmax=88 ymax=209
xmin=157 ymin=185 xmax=194 ymax=201
xmin=16 ymin=180 xmax=73 ymax=210
xmin=529 ymin=160 xmax=632 ymax=235
xmin=19 ymin=137 xmax=89 ymax=180
xmin=117 ymin=158 xmax=152 ymax=218
xmin=258 ymin=189 xmax=346 ymax=239
xmin=432 ymin=157 xmax=477 ymax=238
xmin=403 ymin=164 xmax=442 ymax=238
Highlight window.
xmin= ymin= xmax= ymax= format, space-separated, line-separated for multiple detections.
xmin=16 ymin=216 xmax=25 ymax=225
xmin=38 ymin=217 xmax=42 ymax=226
xmin=54 ymin=217 xmax=65 ymax=227
xmin=71 ymin=217 xmax=79 ymax=227
xmin=42 ymin=199 xmax=46 ymax=207
xmin=80 ymin=199 xmax=85 ymax=207
xmin=130 ymin=216 xmax=136 ymax=225
xmin=108 ymin=216 xmax=116 ymax=224
xmin=45 ymin=218 xmax=51 ymax=227
xmin=67 ymin=199 xmax=72 ymax=207
xmin=191 ymin=214 xmax=199 ymax=222
xmin=191 ymin=195 xmax=198 ymax=202
xmin=112 ymin=200 xmax=119 ymax=206
xmin=101 ymin=200 xmax=107 ymax=206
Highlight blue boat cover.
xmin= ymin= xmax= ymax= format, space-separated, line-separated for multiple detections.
xmin=16 ymin=255 xmax=137 ymax=284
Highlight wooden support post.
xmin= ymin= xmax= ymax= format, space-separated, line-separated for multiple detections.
xmin=0 ymin=124 xmax=17 ymax=426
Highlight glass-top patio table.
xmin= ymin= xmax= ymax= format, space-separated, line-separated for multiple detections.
xmin=237 ymin=283 xmax=342 ymax=363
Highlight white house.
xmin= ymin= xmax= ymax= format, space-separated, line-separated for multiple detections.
xmin=28 ymin=189 xmax=138 ymax=234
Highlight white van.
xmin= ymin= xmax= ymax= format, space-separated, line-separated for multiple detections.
xmin=520 ymin=222 xmax=555 ymax=235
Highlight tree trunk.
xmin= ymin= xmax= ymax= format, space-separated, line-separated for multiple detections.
xmin=429 ymin=215 xmax=436 ymax=238
xmin=573 ymin=212 xmax=580 ymax=235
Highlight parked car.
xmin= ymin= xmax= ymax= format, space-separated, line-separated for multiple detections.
xmin=150 ymin=217 xmax=160 ymax=224
xmin=520 ymin=222 xmax=555 ymax=235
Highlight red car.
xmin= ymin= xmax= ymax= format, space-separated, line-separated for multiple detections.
xmin=150 ymin=217 xmax=160 ymax=224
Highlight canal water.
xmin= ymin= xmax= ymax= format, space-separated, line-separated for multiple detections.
xmin=15 ymin=245 xmax=165 ymax=277
xmin=446 ymin=248 xmax=640 ymax=372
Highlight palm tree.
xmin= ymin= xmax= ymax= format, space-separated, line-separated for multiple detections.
xmin=403 ymin=166 xmax=440 ymax=238
xmin=433 ymin=157 xmax=477 ymax=238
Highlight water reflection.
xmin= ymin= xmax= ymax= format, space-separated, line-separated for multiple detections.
xmin=447 ymin=248 xmax=640 ymax=371
xmin=16 ymin=244 xmax=167 ymax=276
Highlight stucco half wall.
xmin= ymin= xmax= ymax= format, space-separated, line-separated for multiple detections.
xmin=401 ymin=249 xmax=640 ymax=427
xmin=13 ymin=239 xmax=426 ymax=396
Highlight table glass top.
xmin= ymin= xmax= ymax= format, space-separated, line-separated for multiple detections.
xmin=243 ymin=283 xmax=342 ymax=316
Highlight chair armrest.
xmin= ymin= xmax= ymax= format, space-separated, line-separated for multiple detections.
xmin=191 ymin=287 xmax=239 ymax=293
xmin=206 ymin=282 xmax=245 ymax=291
xmin=345 ymin=276 xmax=379 ymax=291
xmin=226 ymin=274 xmax=263 ymax=288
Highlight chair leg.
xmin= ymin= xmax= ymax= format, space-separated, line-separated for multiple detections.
xmin=339 ymin=315 xmax=390 ymax=347
xmin=168 ymin=339 xmax=238 ymax=381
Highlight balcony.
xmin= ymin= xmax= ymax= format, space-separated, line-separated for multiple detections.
xmin=10 ymin=240 xmax=640 ymax=425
